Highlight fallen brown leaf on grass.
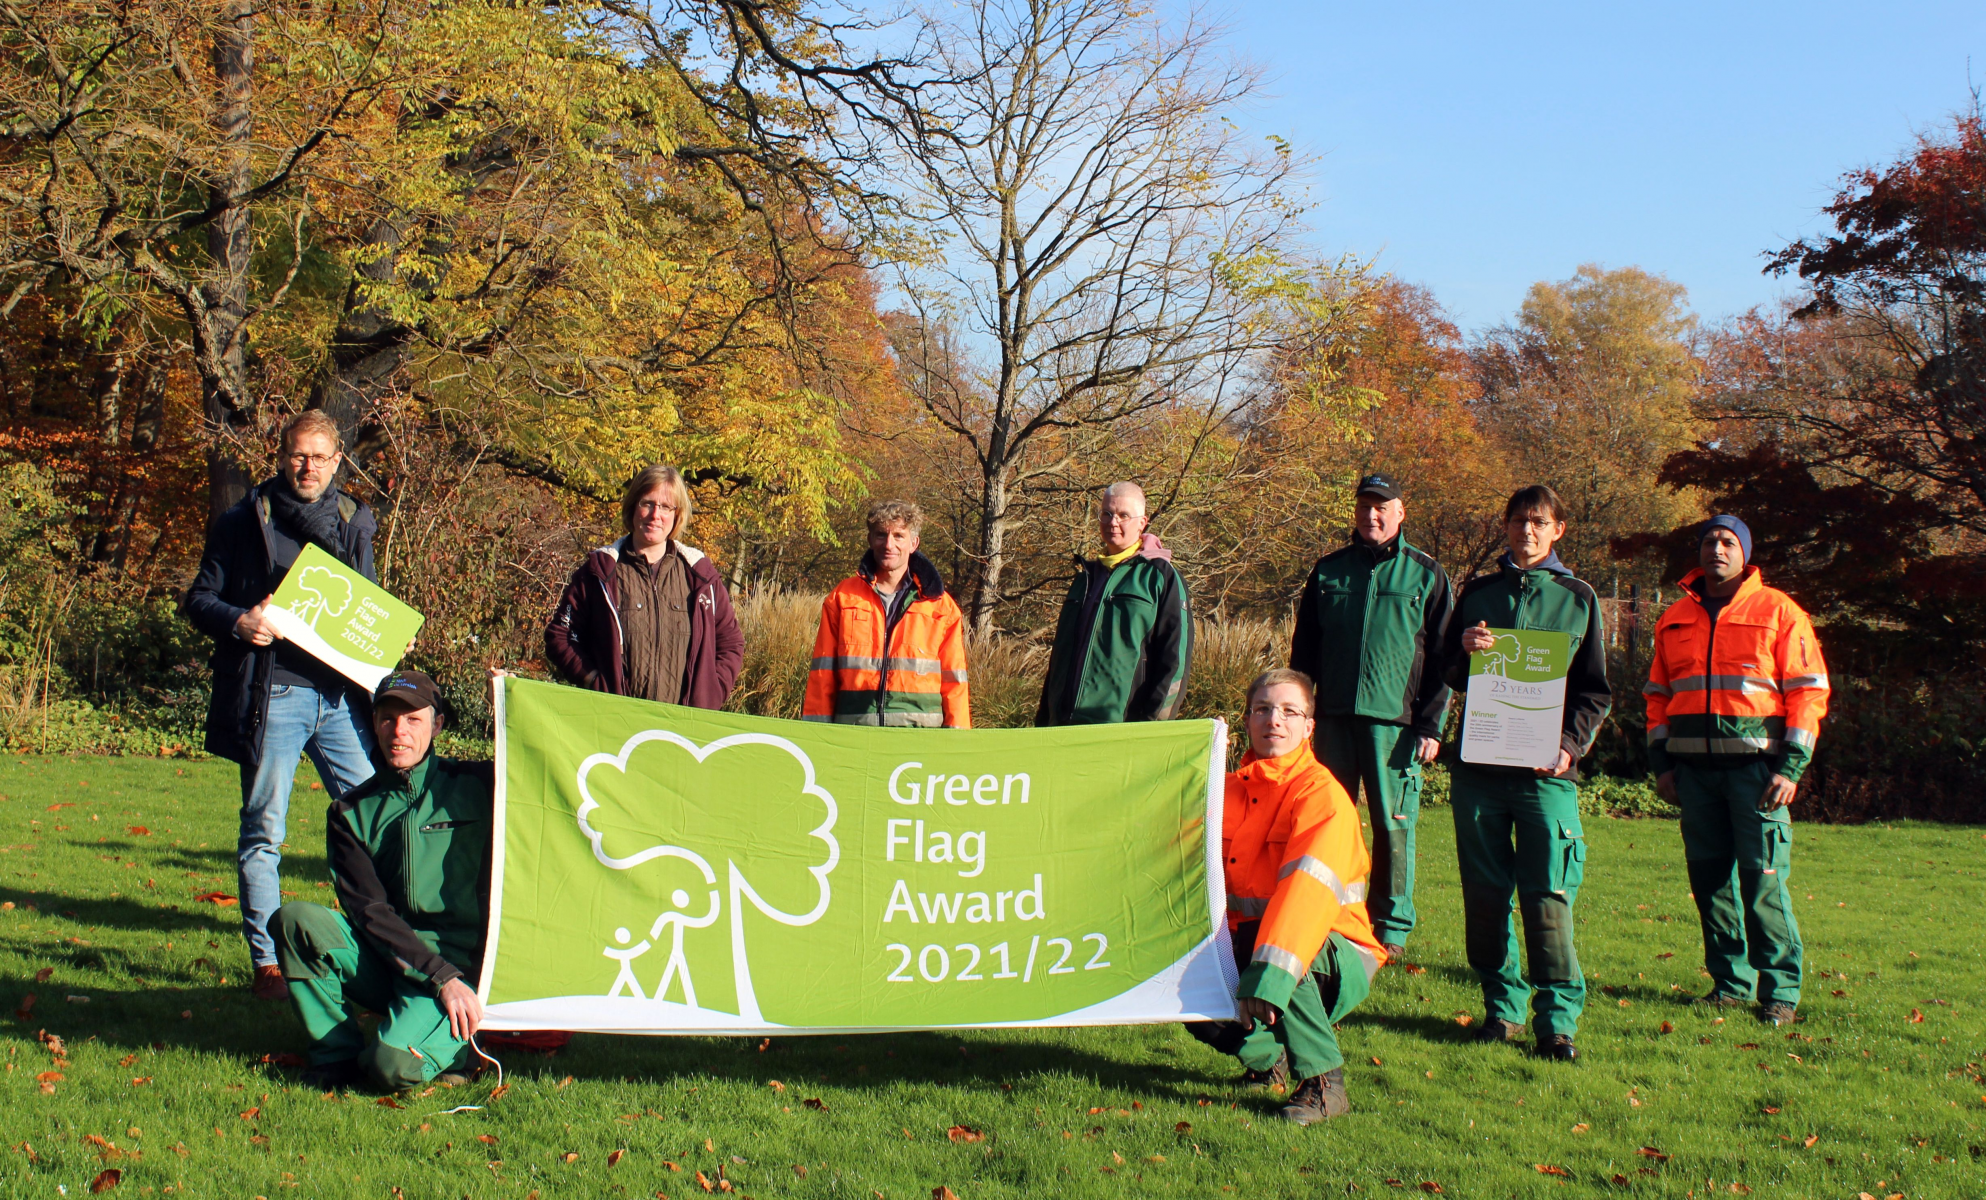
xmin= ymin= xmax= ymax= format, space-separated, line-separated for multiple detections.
xmin=14 ymin=994 xmax=34 ymax=1021
xmin=130 ymin=1077 xmax=151 ymax=1086
xmin=1174 ymin=1122 xmax=1191 ymax=1134
xmin=128 ymin=826 xmax=149 ymax=836
xmin=1656 ymin=952 xmax=1674 ymax=959
xmin=89 ymin=1168 xmax=121 ymax=1193
xmin=663 ymin=1161 xmax=680 ymax=1172
xmin=1909 ymin=1009 xmax=1924 ymax=1023
xmin=1612 ymin=1174 xmax=1628 ymax=1185
xmin=562 ymin=1152 xmax=579 ymax=1163
xmin=1403 ymin=963 xmax=1426 ymax=975
xmin=488 ymin=1084 xmax=511 ymax=1100
xmin=792 ymin=1165 xmax=808 ymax=1178
xmin=946 ymin=1126 xmax=983 ymax=1144
xmin=1832 ymin=989 xmax=1848 ymax=997
xmin=609 ymin=1149 xmax=625 ymax=1167
xmin=1571 ymin=1123 xmax=1589 ymax=1133
xmin=117 ymin=1054 xmax=137 ymax=1068
xmin=239 ymin=1108 xmax=260 ymax=1120
xmin=258 ymin=1053 xmax=304 ymax=1067
xmin=192 ymin=892 xmax=237 ymax=906
xmin=1658 ymin=1021 xmax=1674 ymax=1034
xmin=33 ymin=967 xmax=53 ymax=983
xmin=1803 ymin=1134 xmax=1818 ymax=1148
xmin=1370 ymin=1057 xmax=1383 ymax=1066
xmin=695 ymin=1170 xmax=714 ymax=1193
xmin=1636 ymin=1147 xmax=1670 ymax=1162
xmin=36 ymin=1071 xmax=62 ymax=1083
xmin=1452 ymin=1013 xmax=1473 ymax=1027
xmin=932 ymin=1189 xmax=960 ymax=1200
xmin=1534 ymin=1164 xmax=1569 ymax=1177
xmin=375 ymin=1098 xmax=403 ymax=1109
xmin=767 ymin=1080 xmax=786 ymax=1092
xmin=1419 ymin=1184 xmax=1444 ymax=1194
xmin=803 ymin=1098 xmax=828 ymax=1112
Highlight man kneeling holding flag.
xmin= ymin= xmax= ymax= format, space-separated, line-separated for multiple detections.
xmin=1188 ymin=668 xmax=1386 ymax=1124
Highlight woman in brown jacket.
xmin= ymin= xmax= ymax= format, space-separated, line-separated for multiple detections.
xmin=544 ymin=465 xmax=744 ymax=708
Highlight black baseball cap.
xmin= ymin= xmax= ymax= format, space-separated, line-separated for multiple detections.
xmin=374 ymin=670 xmax=441 ymax=713
xmin=1355 ymin=473 xmax=1402 ymax=501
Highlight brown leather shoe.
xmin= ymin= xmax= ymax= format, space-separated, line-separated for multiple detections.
xmin=252 ymin=964 xmax=289 ymax=1002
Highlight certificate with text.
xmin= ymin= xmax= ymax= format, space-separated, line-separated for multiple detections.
xmin=1460 ymin=628 xmax=1571 ymax=770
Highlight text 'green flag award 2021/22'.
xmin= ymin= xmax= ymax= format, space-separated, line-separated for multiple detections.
xmin=261 ymin=543 xmax=426 ymax=692
xmin=1460 ymin=627 xmax=1573 ymax=771
xmin=478 ymin=678 xmax=1238 ymax=1035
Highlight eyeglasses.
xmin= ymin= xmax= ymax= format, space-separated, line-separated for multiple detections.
xmin=635 ymin=501 xmax=678 ymax=515
xmin=1248 ymin=703 xmax=1310 ymax=722
xmin=286 ymin=453 xmax=338 ymax=469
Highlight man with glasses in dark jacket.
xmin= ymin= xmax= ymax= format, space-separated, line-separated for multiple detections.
xmin=184 ymin=411 xmax=379 ymax=1002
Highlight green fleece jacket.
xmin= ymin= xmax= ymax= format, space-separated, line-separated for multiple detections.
xmin=1037 ymin=533 xmax=1192 ymax=726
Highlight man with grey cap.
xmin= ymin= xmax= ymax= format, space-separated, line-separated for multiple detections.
xmin=1288 ymin=473 xmax=1455 ymax=962
xmin=272 ymin=670 xmax=495 ymax=1091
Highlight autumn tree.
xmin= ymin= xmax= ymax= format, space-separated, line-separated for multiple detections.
xmin=1471 ymin=264 xmax=1706 ymax=578
xmin=883 ymin=0 xmax=1320 ymax=634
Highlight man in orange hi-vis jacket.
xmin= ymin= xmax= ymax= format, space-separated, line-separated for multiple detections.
xmin=803 ymin=500 xmax=970 ymax=728
xmin=1186 ymin=668 xmax=1385 ymax=1125
xmin=1645 ymin=514 xmax=1828 ymax=1028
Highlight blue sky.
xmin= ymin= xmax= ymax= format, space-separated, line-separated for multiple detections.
xmin=1206 ymin=1 xmax=1986 ymax=332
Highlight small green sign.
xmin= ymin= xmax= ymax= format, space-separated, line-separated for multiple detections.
xmin=263 ymin=542 xmax=425 ymax=691
xmin=479 ymin=678 xmax=1237 ymax=1035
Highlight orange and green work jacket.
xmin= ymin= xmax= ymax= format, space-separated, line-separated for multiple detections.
xmin=1223 ymin=742 xmax=1386 ymax=1008
xmin=803 ymin=550 xmax=971 ymax=728
xmin=1644 ymin=566 xmax=1829 ymax=782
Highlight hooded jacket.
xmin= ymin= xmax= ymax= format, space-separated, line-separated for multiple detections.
xmin=803 ymin=550 xmax=970 ymax=728
xmin=544 ymin=538 xmax=744 ymax=710
xmin=1440 ymin=552 xmax=1612 ymax=775
xmin=1289 ymin=533 xmax=1455 ymax=736
xmin=183 ymin=478 xmax=376 ymax=766
xmin=1644 ymin=566 xmax=1829 ymax=782
xmin=1036 ymin=532 xmax=1192 ymax=726
xmin=1225 ymin=741 xmax=1386 ymax=1008
xmin=326 ymin=751 xmax=492 ymax=994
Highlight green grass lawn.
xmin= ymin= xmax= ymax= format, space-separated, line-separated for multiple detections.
xmin=1 ymin=755 xmax=1981 ymax=1199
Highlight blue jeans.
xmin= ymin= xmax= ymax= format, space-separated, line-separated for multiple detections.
xmin=238 ymin=683 xmax=376 ymax=966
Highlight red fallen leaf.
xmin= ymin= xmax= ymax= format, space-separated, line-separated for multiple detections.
xmin=1419 ymin=1184 xmax=1444 ymax=1194
xmin=1174 ymin=1122 xmax=1192 ymax=1134
xmin=1636 ymin=1147 xmax=1670 ymax=1162
xmin=1535 ymin=1164 xmax=1570 ymax=1177
xmin=946 ymin=1125 xmax=984 ymax=1144
xmin=127 ymin=827 xmax=149 ymax=836
xmin=1659 ymin=1021 xmax=1674 ymax=1034
xmin=258 ymin=1053 xmax=304 ymax=1067
xmin=1832 ymin=990 xmax=1847 ymax=997
xmin=1403 ymin=963 xmax=1426 ymax=975
xmin=478 ymin=1135 xmax=498 ymax=1145
xmin=1384 ymin=1182 xmax=1404 ymax=1189
xmin=33 ymin=968 xmax=53 ymax=983
xmin=90 ymin=1168 xmax=122 ymax=1193
xmin=934 ymin=1189 xmax=961 ymax=1200
xmin=118 ymin=1054 xmax=137 ymax=1067
xmin=193 ymin=892 xmax=238 ymax=906
xmin=695 ymin=1171 xmax=715 ymax=1193
xmin=239 ymin=1108 xmax=261 ymax=1120
xmin=1656 ymin=952 xmax=1675 ymax=959
xmin=608 ymin=1149 xmax=625 ymax=1167
xmin=376 ymin=1097 xmax=403 ymax=1109
xmin=129 ymin=1077 xmax=152 ymax=1086
xmin=1762 ymin=1106 xmax=1781 ymax=1114
xmin=1909 ymin=1009 xmax=1924 ymax=1023
xmin=47 ymin=803 xmax=74 ymax=811
xmin=36 ymin=1071 xmax=63 ymax=1083
xmin=1612 ymin=1175 xmax=1629 ymax=1185
xmin=802 ymin=1098 xmax=828 ymax=1112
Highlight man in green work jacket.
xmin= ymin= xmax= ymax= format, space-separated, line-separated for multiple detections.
xmin=1288 ymin=474 xmax=1455 ymax=961
xmin=273 ymin=670 xmax=492 ymax=1092
xmin=1439 ymin=485 xmax=1611 ymax=1061
xmin=1038 ymin=482 xmax=1192 ymax=726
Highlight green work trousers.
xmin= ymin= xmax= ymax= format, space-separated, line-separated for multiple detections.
xmin=1187 ymin=929 xmax=1373 ymax=1080
xmin=273 ymin=902 xmax=469 ymax=1090
xmin=1313 ymin=716 xmax=1421 ymax=947
xmin=1450 ymin=764 xmax=1586 ymax=1037
xmin=1673 ymin=759 xmax=1803 ymax=1007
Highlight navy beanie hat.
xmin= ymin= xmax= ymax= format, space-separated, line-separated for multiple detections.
xmin=1700 ymin=514 xmax=1753 ymax=564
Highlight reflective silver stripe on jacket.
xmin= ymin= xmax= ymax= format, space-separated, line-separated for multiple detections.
xmin=1227 ymin=895 xmax=1268 ymax=918
xmin=1350 ymin=941 xmax=1381 ymax=983
xmin=940 ymin=669 xmax=969 ymax=683
xmin=811 ymin=655 xmax=882 ymax=672
xmin=1784 ymin=726 xmax=1817 ymax=748
xmin=1278 ymin=855 xmax=1366 ymax=906
xmin=826 ymin=711 xmax=947 ymax=727
xmin=1643 ymin=679 xmax=1672 ymax=697
xmin=1648 ymin=724 xmax=1670 ymax=742
xmin=1667 ymin=673 xmax=1781 ymax=694
xmin=1251 ymin=943 xmax=1305 ymax=977
xmin=1664 ymin=735 xmax=1781 ymax=755
xmin=882 ymin=657 xmax=944 ymax=675
xmin=1780 ymin=674 xmax=1829 ymax=691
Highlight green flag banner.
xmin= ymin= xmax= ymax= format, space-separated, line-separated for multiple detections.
xmin=1460 ymin=626 xmax=1572 ymax=770
xmin=262 ymin=543 xmax=425 ymax=691
xmin=479 ymin=678 xmax=1237 ymax=1035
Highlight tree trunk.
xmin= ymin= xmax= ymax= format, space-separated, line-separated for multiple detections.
xmin=969 ymin=463 xmax=1010 ymax=638
xmin=202 ymin=0 xmax=258 ymax=520
xmin=308 ymin=215 xmax=414 ymax=470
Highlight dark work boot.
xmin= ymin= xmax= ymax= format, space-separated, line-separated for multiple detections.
xmin=1471 ymin=1017 xmax=1523 ymax=1045
xmin=1279 ymin=1068 xmax=1350 ymax=1125
xmin=1758 ymin=1001 xmax=1796 ymax=1027
xmin=1239 ymin=1052 xmax=1288 ymax=1093
xmin=1694 ymin=991 xmax=1748 ymax=1010
xmin=1535 ymin=1034 xmax=1579 ymax=1062
xmin=300 ymin=1059 xmax=363 ymax=1091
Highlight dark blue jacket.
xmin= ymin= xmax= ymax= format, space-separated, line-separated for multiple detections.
xmin=183 ymin=479 xmax=377 ymax=766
